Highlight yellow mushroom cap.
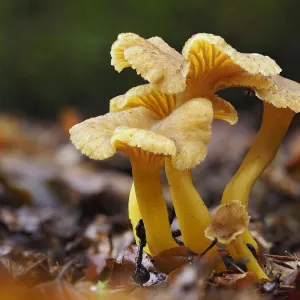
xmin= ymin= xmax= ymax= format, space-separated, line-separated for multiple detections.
xmin=154 ymin=97 xmax=213 ymax=170
xmin=181 ymin=33 xmax=281 ymax=101
xmin=69 ymin=107 xmax=155 ymax=160
xmin=69 ymin=105 xmax=177 ymax=164
xmin=210 ymin=95 xmax=238 ymax=125
xmin=109 ymin=84 xmax=176 ymax=119
xmin=109 ymin=84 xmax=237 ymax=125
xmin=205 ymin=200 xmax=250 ymax=244
xmin=111 ymin=32 xmax=281 ymax=97
xmin=111 ymin=126 xmax=176 ymax=158
xmin=256 ymin=75 xmax=300 ymax=113
xmin=111 ymin=33 xmax=190 ymax=94
xmin=182 ymin=33 xmax=281 ymax=78
xmin=215 ymin=73 xmax=276 ymax=93
xmin=70 ymin=97 xmax=214 ymax=171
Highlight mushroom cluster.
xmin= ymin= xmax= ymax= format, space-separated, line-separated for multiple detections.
xmin=70 ymin=32 xmax=300 ymax=281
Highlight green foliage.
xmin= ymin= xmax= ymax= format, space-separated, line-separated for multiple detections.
xmin=0 ymin=0 xmax=299 ymax=118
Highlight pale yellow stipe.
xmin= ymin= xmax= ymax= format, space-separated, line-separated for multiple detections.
xmin=165 ymin=159 xmax=213 ymax=252
xmin=229 ymin=235 xmax=269 ymax=280
xmin=131 ymin=160 xmax=177 ymax=256
xmin=221 ymin=102 xmax=295 ymax=250
xmin=241 ymin=230 xmax=258 ymax=250
xmin=128 ymin=184 xmax=150 ymax=254
xmin=221 ymin=103 xmax=295 ymax=280
xmin=226 ymin=243 xmax=239 ymax=258
xmin=222 ymin=103 xmax=295 ymax=208
xmin=165 ymin=158 xmax=225 ymax=270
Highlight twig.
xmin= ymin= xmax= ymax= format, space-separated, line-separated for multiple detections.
xmin=20 ymin=256 xmax=47 ymax=278
xmin=168 ymin=207 xmax=176 ymax=225
xmin=132 ymin=219 xmax=150 ymax=286
xmin=200 ymin=238 xmax=218 ymax=258
xmin=172 ymin=229 xmax=182 ymax=238
xmin=57 ymin=257 xmax=80 ymax=281
xmin=192 ymin=238 xmax=218 ymax=263
xmin=230 ymin=261 xmax=246 ymax=274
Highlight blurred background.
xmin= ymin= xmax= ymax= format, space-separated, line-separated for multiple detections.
xmin=0 ymin=0 xmax=300 ymax=118
xmin=0 ymin=0 xmax=300 ymax=267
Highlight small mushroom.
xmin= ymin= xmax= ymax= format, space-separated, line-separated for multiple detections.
xmin=110 ymin=32 xmax=279 ymax=258
xmin=70 ymin=99 xmax=213 ymax=256
xmin=205 ymin=201 xmax=250 ymax=245
xmin=70 ymin=107 xmax=176 ymax=255
xmin=205 ymin=201 xmax=268 ymax=280
xmin=221 ymin=76 xmax=300 ymax=249
xmin=112 ymin=91 xmax=225 ymax=262
xmin=110 ymin=85 xmax=223 ymax=257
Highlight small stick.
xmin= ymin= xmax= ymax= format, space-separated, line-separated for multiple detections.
xmin=200 ymin=238 xmax=218 ymax=258
xmin=132 ymin=219 xmax=150 ymax=286
xmin=230 ymin=261 xmax=246 ymax=274
xmin=172 ymin=229 xmax=182 ymax=238
xmin=57 ymin=256 xmax=82 ymax=281
xmin=191 ymin=238 xmax=218 ymax=263
xmin=168 ymin=207 xmax=176 ymax=225
xmin=20 ymin=256 xmax=47 ymax=278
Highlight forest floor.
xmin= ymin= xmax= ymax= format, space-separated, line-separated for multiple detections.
xmin=0 ymin=109 xmax=300 ymax=300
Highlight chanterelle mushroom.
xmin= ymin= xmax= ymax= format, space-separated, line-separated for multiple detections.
xmin=111 ymin=33 xmax=279 ymax=98
xmin=221 ymin=76 xmax=300 ymax=245
xmin=205 ymin=201 xmax=268 ymax=280
xmin=110 ymin=32 xmax=280 ymax=260
xmin=70 ymin=99 xmax=213 ymax=256
xmin=205 ymin=200 xmax=250 ymax=244
xmin=110 ymin=86 xmax=226 ymax=262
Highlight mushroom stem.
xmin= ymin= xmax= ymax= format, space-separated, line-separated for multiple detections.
xmin=128 ymin=184 xmax=150 ymax=254
xmin=165 ymin=158 xmax=225 ymax=270
xmin=222 ymin=103 xmax=295 ymax=207
xmin=242 ymin=230 xmax=258 ymax=250
xmin=221 ymin=103 xmax=295 ymax=248
xmin=131 ymin=160 xmax=177 ymax=256
xmin=229 ymin=235 xmax=269 ymax=280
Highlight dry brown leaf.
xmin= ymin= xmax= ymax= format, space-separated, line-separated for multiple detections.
xmin=214 ymin=272 xmax=257 ymax=289
xmin=153 ymin=246 xmax=195 ymax=274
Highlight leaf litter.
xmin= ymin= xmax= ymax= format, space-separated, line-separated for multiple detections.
xmin=0 ymin=110 xmax=299 ymax=299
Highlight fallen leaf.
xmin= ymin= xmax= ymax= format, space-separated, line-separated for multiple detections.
xmin=214 ymin=272 xmax=257 ymax=289
xmin=153 ymin=246 xmax=195 ymax=274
